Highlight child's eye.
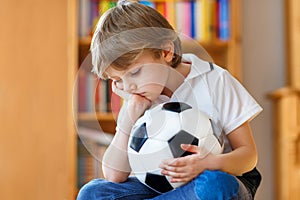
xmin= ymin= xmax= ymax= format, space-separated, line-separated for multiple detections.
xmin=115 ymin=79 xmax=122 ymax=83
xmin=130 ymin=68 xmax=141 ymax=76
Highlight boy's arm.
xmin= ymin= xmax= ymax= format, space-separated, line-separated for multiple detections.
xmin=215 ymin=121 xmax=258 ymax=175
xmin=102 ymin=128 xmax=131 ymax=183
xmin=102 ymin=94 xmax=151 ymax=182
xmin=202 ymin=121 xmax=258 ymax=175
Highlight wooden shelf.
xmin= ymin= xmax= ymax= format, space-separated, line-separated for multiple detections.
xmin=79 ymin=37 xmax=92 ymax=46
xmin=79 ymin=36 xmax=229 ymax=50
xmin=269 ymin=87 xmax=300 ymax=99
xmin=78 ymin=112 xmax=116 ymax=121
xmin=78 ymin=112 xmax=117 ymax=134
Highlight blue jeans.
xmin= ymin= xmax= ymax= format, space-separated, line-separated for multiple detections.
xmin=77 ymin=170 xmax=252 ymax=200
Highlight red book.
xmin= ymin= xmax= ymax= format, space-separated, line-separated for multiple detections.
xmin=108 ymin=80 xmax=122 ymax=116
xmin=78 ymin=70 xmax=86 ymax=112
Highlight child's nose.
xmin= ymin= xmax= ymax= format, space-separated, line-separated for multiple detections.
xmin=124 ymin=83 xmax=137 ymax=93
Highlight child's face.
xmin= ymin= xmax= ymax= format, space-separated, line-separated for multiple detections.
xmin=106 ymin=50 xmax=171 ymax=102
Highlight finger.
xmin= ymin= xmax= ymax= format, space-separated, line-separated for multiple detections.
xmin=111 ymin=81 xmax=131 ymax=100
xmin=181 ymin=144 xmax=211 ymax=159
xmin=160 ymin=158 xmax=176 ymax=165
xmin=161 ymin=158 xmax=185 ymax=167
xmin=163 ymin=171 xmax=193 ymax=183
xmin=170 ymin=176 xmax=192 ymax=183
xmin=180 ymin=144 xmax=199 ymax=153
xmin=161 ymin=168 xmax=187 ymax=177
xmin=160 ymin=163 xmax=186 ymax=173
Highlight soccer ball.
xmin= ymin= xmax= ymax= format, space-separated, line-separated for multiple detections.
xmin=127 ymin=102 xmax=224 ymax=193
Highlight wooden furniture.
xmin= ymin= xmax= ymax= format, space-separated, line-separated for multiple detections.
xmin=0 ymin=0 xmax=77 ymax=199
xmin=270 ymin=88 xmax=300 ymax=200
xmin=285 ymin=0 xmax=300 ymax=89
xmin=269 ymin=0 xmax=300 ymax=199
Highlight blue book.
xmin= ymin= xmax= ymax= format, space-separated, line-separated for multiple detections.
xmin=140 ymin=1 xmax=155 ymax=8
xmin=191 ymin=1 xmax=196 ymax=38
xmin=219 ymin=0 xmax=230 ymax=40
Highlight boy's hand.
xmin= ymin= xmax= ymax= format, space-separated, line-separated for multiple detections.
xmin=159 ymin=144 xmax=213 ymax=183
xmin=126 ymin=94 xmax=151 ymax=122
xmin=114 ymin=80 xmax=151 ymax=134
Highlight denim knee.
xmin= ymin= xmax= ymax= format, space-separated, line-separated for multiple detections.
xmin=194 ymin=170 xmax=239 ymax=200
xmin=77 ymin=179 xmax=104 ymax=200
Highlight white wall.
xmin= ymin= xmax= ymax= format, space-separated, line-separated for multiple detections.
xmin=241 ymin=0 xmax=286 ymax=199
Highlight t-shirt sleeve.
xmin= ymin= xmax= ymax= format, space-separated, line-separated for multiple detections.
xmin=208 ymin=69 xmax=263 ymax=135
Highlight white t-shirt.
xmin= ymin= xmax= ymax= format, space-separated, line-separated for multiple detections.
xmin=169 ymin=54 xmax=263 ymax=152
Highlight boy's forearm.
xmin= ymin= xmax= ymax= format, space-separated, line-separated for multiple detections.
xmin=102 ymin=130 xmax=131 ymax=182
xmin=210 ymin=146 xmax=258 ymax=176
xmin=206 ymin=122 xmax=258 ymax=176
xmin=102 ymin=147 xmax=131 ymax=182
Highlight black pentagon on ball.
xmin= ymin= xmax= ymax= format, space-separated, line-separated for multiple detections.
xmin=162 ymin=102 xmax=192 ymax=113
xmin=145 ymin=172 xmax=173 ymax=193
xmin=168 ymin=130 xmax=199 ymax=157
xmin=130 ymin=123 xmax=148 ymax=152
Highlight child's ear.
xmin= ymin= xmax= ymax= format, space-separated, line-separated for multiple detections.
xmin=161 ymin=41 xmax=174 ymax=63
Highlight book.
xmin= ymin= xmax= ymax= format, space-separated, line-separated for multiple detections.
xmin=78 ymin=70 xmax=87 ymax=112
xmin=194 ymin=0 xmax=202 ymax=40
xmin=200 ymin=0 xmax=209 ymax=42
xmin=175 ymin=1 xmax=192 ymax=38
xmin=164 ymin=1 xmax=176 ymax=29
xmin=140 ymin=0 xmax=155 ymax=8
xmin=78 ymin=0 xmax=91 ymax=37
xmin=207 ymin=0 xmax=217 ymax=41
xmin=218 ymin=0 xmax=230 ymax=40
xmin=155 ymin=1 xmax=166 ymax=17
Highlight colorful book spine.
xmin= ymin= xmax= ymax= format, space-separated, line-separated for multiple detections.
xmin=164 ymin=1 xmax=176 ymax=29
xmin=194 ymin=0 xmax=202 ymax=41
xmin=140 ymin=0 xmax=155 ymax=8
xmin=201 ymin=0 xmax=209 ymax=41
xmin=99 ymin=0 xmax=111 ymax=15
xmin=182 ymin=1 xmax=192 ymax=38
xmin=86 ymin=72 xmax=96 ymax=112
xmin=78 ymin=70 xmax=86 ymax=112
xmin=78 ymin=0 xmax=91 ymax=37
xmin=207 ymin=0 xmax=217 ymax=41
xmin=175 ymin=1 xmax=193 ymax=38
xmin=155 ymin=1 xmax=166 ymax=17
xmin=190 ymin=1 xmax=196 ymax=38
xmin=218 ymin=0 xmax=230 ymax=40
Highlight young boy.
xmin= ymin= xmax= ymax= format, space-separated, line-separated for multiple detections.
xmin=77 ymin=1 xmax=263 ymax=199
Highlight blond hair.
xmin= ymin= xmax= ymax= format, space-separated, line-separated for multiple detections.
xmin=90 ymin=0 xmax=182 ymax=79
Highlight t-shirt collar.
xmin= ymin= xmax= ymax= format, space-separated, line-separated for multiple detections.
xmin=182 ymin=53 xmax=213 ymax=80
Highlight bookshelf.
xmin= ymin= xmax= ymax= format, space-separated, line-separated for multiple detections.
xmin=76 ymin=0 xmax=241 ymax=191
xmin=1 ymin=0 xmax=77 ymax=199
